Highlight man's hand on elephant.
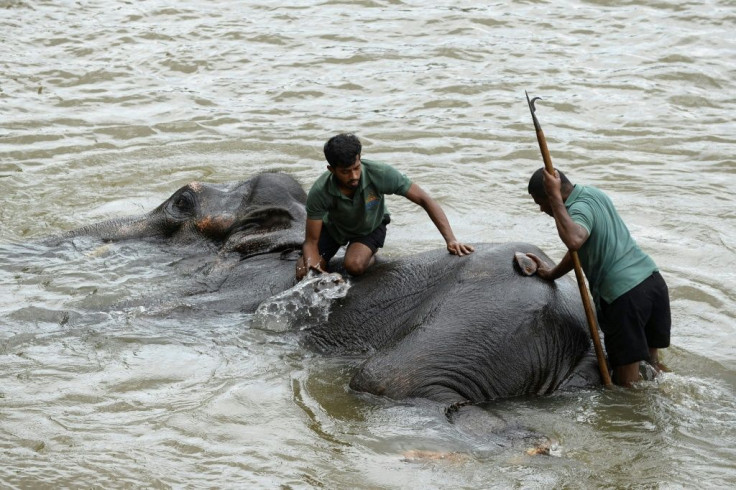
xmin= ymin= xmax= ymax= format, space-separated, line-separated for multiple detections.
xmin=447 ymin=241 xmax=475 ymax=256
xmin=296 ymin=257 xmax=326 ymax=281
xmin=525 ymin=253 xmax=554 ymax=281
xmin=309 ymin=264 xmax=326 ymax=275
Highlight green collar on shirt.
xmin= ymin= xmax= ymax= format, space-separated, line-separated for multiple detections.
xmin=564 ymin=184 xmax=582 ymax=207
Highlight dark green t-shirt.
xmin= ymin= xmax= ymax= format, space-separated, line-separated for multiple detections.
xmin=305 ymin=159 xmax=412 ymax=245
xmin=566 ymin=185 xmax=658 ymax=306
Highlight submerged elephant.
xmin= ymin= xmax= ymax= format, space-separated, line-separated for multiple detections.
xmin=46 ymin=172 xmax=309 ymax=312
xmin=45 ymin=172 xmax=601 ymax=406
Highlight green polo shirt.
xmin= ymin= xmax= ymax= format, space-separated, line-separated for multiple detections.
xmin=566 ymin=184 xmax=658 ymax=306
xmin=305 ymin=159 xmax=412 ymax=245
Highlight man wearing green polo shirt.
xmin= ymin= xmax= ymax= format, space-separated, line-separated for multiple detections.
xmin=296 ymin=133 xmax=474 ymax=280
xmin=525 ymin=167 xmax=671 ymax=387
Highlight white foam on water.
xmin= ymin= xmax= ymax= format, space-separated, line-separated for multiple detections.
xmin=251 ymin=272 xmax=351 ymax=333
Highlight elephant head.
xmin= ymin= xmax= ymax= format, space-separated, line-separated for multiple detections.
xmin=59 ymin=172 xmax=307 ymax=258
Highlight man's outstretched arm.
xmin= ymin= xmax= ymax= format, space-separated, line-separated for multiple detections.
xmin=526 ymin=250 xmax=574 ymax=281
xmin=297 ymin=218 xmax=326 ymax=280
xmin=403 ymin=183 xmax=474 ymax=256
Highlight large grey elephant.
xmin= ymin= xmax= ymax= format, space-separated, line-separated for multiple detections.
xmin=313 ymin=243 xmax=600 ymax=405
xmin=44 ymin=172 xmax=602 ymax=406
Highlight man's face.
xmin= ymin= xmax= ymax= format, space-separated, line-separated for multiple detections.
xmin=329 ymin=155 xmax=361 ymax=191
xmin=532 ymin=193 xmax=553 ymax=217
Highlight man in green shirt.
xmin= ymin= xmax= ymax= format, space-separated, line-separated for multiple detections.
xmin=525 ymin=167 xmax=671 ymax=387
xmin=296 ymin=133 xmax=474 ymax=280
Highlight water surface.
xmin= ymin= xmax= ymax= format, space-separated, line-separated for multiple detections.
xmin=1 ymin=1 xmax=735 ymax=488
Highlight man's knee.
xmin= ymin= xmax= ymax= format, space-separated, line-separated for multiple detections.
xmin=343 ymin=253 xmax=375 ymax=276
xmin=344 ymin=257 xmax=368 ymax=276
xmin=344 ymin=242 xmax=377 ymax=276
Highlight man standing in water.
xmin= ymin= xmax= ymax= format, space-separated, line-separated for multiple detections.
xmin=525 ymin=167 xmax=671 ymax=387
xmin=296 ymin=133 xmax=474 ymax=280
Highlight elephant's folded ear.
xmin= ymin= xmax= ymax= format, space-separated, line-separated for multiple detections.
xmin=222 ymin=206 xmax=304 ymax=258
xmin=514 ymin=252 xmax=538 ymax=276
xmin=280 ymin=249 xmax=301 ymax=261
xmin=226 ymin=231 xmax=304 ymax=258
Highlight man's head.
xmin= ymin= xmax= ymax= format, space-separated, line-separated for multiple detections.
xmin=528 ymin=167 xmax=573 ymax=217
xmin=324 ymin=133 xmax=362 ymax=191
xmin=324 ymin=133 xmax=362 ymax=168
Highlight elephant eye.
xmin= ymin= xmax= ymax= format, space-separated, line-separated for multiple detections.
xmin=171 ymin=191 xmax=196 ymax=215
xmin=175 ymin=195 xmax=190 ymax=209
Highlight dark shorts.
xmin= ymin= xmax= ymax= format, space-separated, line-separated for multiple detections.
xmin=318 ymin=216 xmax=389 ymax=263
xmin=598 ymin=271 xmax=671 ymax=367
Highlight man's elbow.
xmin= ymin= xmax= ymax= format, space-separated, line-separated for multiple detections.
xmin=565 ymin=235 xmax=587 ymax=252
xmin=566 ymin=241 xmax=581 ymax=252
xmin=417 ymin=194 xmax=439 ymax=212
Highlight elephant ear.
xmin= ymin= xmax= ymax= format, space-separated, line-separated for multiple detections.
xmin=222 ymin=205 xmax=304 ymax=258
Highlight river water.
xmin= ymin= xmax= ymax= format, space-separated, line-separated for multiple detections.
xmin=1 ymin=0 xmax=734 ymax=488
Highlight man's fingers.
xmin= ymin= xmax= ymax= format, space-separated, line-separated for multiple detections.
xmin=448 ymin=242 xmax=474 ymax=256
xmin=525 ymin=253 xmax=544 ymax=266
xmin=458 ymin=244 xmax=474 ymax=254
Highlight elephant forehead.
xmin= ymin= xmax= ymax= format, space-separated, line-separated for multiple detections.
xmin=189 ymin=175 xmax=305 ymax=209
xmin=191 ymin=180 xmax=252 ymax=196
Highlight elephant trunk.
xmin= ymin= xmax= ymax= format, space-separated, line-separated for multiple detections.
xmin=53 ymin=212 xmax=172 ymax=243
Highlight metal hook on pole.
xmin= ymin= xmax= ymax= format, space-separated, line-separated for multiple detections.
xmin=525 ymin=91 xmax=542 ymax=132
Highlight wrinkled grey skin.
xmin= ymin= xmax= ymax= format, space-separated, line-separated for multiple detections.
xmin=313 ymin=243 xmax=601 ymax=406
xmin=48 ymin=172 xmax=601 ymax=407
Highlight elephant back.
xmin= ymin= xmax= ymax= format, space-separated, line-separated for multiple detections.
xmin=307 ymin=242 xmax=592 ymax=403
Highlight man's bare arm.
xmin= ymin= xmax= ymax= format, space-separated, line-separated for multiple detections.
xmin=296 ymin=218 xmax=326 ymax=280
xmin=542 ymin=169 xmax=589 ymax=251
xmin=403 ymin=183 xmax=474 ymax=256
xmin=526 ymin=250 xmax=575 ymax=281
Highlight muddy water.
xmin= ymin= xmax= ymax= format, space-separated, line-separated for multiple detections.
xmin=1 ymin=1 xmax=735 ymax=488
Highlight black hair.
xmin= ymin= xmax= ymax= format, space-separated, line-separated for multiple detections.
xmin=528 ymin=167 xmax=572 ymax=197
xmin=323 ymin=133 xmax=362 ymax=168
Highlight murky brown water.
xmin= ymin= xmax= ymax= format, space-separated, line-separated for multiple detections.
xmin=1 ymin=1 xmax=735 ymax=488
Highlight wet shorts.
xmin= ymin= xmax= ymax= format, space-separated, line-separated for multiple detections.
xmin=598 ymin=271 xmax=671 ymax=367
xmin=318 ymin=216 xmax=389 ymax=263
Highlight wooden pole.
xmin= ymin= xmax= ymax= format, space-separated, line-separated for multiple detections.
xmin=525 ymin=91 xmax=613 ymax=387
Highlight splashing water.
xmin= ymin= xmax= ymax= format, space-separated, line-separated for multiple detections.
xmin=252 ymin=272 xmax=350 ymax=333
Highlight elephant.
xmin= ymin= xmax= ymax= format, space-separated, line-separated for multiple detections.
xmin=52 ymin=171 xmax=307 ymax=254
xmin=45 ymin=172 xmax=309 ymax=313
xmin=305 ymin=243 xmax=601 ymax=406
xmin=41 ymin=172 xmax=602 ymax=408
